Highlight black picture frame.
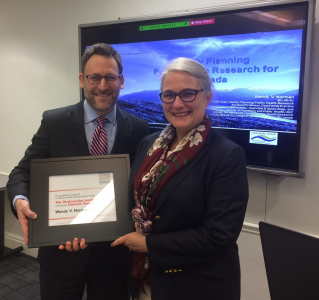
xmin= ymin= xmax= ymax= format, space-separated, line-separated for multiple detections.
xmin=28 ymin=155 xmax=132 ymax=248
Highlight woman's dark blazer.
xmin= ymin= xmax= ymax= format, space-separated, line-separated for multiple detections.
xmin=129 ymin=128 xmax=249 ymax=300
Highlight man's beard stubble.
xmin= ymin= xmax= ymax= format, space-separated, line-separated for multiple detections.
xmin=84 ymin=85 xmax=120 ymax=113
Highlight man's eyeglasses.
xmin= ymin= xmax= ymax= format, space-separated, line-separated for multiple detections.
xmin=159 ymin=89 xmax=204 ymax=104
xmin=83 ymin=74 xmax=122 ymax=84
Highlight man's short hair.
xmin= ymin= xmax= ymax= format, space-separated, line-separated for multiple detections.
xmin=81 ymin=43 xmax=123 ymax=74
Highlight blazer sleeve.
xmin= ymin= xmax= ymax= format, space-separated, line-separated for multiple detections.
xmin=146 ymin=144 xmax=249 ymax=269
xmin=6 ymin=112 xmax=50 ymax=217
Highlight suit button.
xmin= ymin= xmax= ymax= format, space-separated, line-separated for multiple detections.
xmin=174 ymin=269 xmax=177 ymax=273
xmin=169 ymin=269 xmax=172 ymax=273
xmin=165 ymin=270 xmax=168 ymax=273
xmin=155 ymin=216 xmax=161 ymax=220
xmin=179 ymin=269 xmax=182 ymax=272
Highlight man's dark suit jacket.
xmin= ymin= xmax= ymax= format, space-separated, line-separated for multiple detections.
xmin=7 ymin=101 xmax=149 ymax=277
xmin=129 ymin=129 xmax=249 ymax=300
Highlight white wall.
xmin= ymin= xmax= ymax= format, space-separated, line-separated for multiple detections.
xmin=1 ymin=1 xmax=318 ymax=299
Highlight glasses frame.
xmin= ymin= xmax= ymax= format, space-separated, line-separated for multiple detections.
xmin=83 ymin=73 xmax=122 ymax=84
xmin=159 ymin=89 xmax=204 ymax=104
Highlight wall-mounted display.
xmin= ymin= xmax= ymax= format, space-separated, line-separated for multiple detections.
xmin=79 ymin=0 xmax=315 ymax=177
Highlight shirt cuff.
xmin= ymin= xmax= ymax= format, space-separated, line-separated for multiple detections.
xmin=13 ymin=195 xmax=29 ymax=210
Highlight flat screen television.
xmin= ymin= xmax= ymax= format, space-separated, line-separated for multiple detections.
xmin=79 ymin=0 xmax=315 ymax=178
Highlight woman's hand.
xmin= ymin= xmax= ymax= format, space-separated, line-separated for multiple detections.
xmin=111 ymin=224 xmax=148 ymax=253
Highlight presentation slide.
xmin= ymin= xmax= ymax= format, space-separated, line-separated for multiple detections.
xmin=113 ymin=29 xmax=302 ymax=133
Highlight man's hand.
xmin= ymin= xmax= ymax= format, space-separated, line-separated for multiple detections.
xmin=15 ymin=199 xmax=37 ymax=245
xmin=59 ymin=238 xmax=88 ymax=252
xmin=111 ymin=224 xmax=148 ymax=253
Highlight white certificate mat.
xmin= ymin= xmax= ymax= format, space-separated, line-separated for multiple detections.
xmin=48 ymin=172 xmax=116 ymax=226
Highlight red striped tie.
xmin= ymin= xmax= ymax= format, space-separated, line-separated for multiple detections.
xmin=90 ymin=116 xmax=108 ymax=156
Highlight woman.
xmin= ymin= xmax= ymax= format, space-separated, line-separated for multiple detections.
xmin=112 ymin=58 xmax=249 ymax=300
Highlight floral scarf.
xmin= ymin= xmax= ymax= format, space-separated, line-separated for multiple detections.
xmin=131 ymin=115 xmax=211 ymax=284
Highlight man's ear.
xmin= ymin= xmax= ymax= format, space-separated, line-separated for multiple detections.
xmin=120 ymin=74 xmax=124 ymax=90
xmin=79 ymin=73 xmax=84 ymax=88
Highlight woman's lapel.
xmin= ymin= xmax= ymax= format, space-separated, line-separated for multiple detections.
xmin=155 ymin=130 xmax=213 ymax=211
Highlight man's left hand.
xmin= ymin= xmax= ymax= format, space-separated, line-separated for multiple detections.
xmin=58 ymin=238 xmax=88 ymax=252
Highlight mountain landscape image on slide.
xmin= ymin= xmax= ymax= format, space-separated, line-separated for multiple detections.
xmin=117 ymin=87 xmax=298 ymax=132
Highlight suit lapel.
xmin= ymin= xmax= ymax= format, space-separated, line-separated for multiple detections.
xmin=68 ymin=101 xmax=90 ymax=156
xmin=111 ymin=107 xmax=129 ymax=155
xmin=155 ymin=130 xmax=213 ymax=211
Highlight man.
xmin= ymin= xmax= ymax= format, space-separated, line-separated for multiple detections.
xmin=6 ymin=43 xmax=149 ymax=300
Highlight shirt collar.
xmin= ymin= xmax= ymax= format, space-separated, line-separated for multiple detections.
xmin=84 ymin=100 xmax=117 ymax=125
